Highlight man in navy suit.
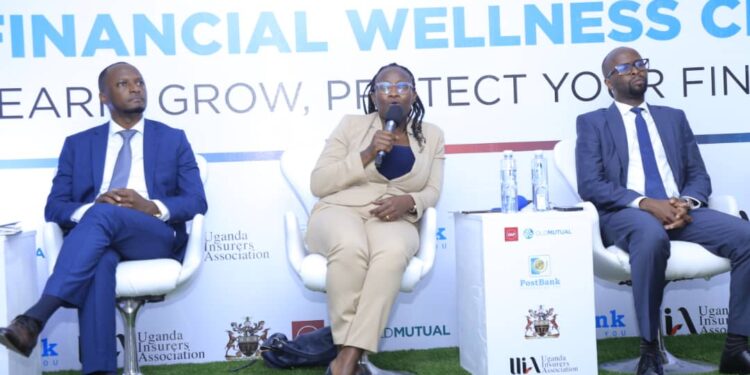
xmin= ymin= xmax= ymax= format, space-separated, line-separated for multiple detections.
xmin=576 ymin=46 xmax=750 ymax=375
xmin=0 ymin=62 xmax=207 ymax=374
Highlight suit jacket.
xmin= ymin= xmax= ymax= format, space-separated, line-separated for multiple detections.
xmin=310 ymin=113 xmax=445 ymax=223
xmin=44 ymin=119 xmax=208 ymax=257
xmin=575 ymin=103 xmax=711 ymax=214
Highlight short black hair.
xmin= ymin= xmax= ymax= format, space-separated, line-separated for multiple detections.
xmin=97 ymin=61 xmax=131 ymax=93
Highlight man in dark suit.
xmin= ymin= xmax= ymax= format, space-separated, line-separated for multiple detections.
xmin=576 ymin=46 xmax=750 ymax=375
xmin=0 ymin=62 xmax=207 ymax=374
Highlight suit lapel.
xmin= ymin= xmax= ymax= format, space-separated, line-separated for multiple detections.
xmin=91 ymin=123 xmax=108 ymax=193
xmin=648 ymin=105 xmax=681 ymax=184
xmin=604 ymin=104 xmax=629 ymax=181
xmin=143 ymin=119 xmax=158 ymax=197
xmin=407 ymin=127 xmax=423 ymax=176
xmin=360 ymin=115 xmax=386 ymax=181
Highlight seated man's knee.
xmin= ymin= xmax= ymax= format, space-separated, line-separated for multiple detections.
xmin=729 ymin=223 xmax=750 ymax=261
xmin=97 ymin=250 xmax=120 ymax=271
xmin=735 ymin=221 xmax=750 ymax=244
xmin=80 ymin=203 xmax=118 ymax=223
xmin=634 ymin=225 xmax=671 ymax=258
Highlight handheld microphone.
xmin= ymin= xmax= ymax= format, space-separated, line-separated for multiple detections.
xmin=375 ymin=105 xmax=403 ymax=168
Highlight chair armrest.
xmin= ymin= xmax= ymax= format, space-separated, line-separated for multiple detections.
xmin=578 ymin=202 xmax=632 ymax=283
xmin=284 ymin=211 xmax=306 ymax=274
xmin=708 ymin=195 xmax=739 ymax=217
xmin=414 ymin=207 xmax=437 ymax=278
xmin=42 ymin=222 xmax=64 ymax=275
xmin=176 ymin=214 xmax=205 ymax=286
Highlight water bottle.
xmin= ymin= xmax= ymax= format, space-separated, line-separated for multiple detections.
xmin=501 ymin=150 xmax=518 ymax=213
xmin=531 ymin=150 xmax=550 ymax=211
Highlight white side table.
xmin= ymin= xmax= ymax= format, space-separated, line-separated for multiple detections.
xmin=0 ymin=231 xmax=42 ymax=375
xmin=455 ymin=210 xmax=597 ymax=375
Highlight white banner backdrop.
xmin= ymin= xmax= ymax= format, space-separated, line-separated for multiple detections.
xmin=0 ymin=0 xmax=748 ymax=370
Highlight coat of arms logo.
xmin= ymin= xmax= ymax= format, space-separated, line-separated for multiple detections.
xmin=524 ymin=305 xmax=560 ymax=339
xmin=224 ymin=317 xmax=269 ymax=361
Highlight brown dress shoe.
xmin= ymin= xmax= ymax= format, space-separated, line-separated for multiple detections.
xmin=0 ymin=315 xmax=42 ymax=357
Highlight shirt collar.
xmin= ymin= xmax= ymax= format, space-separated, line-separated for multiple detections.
xmin=108 ymin=117 xmax=145 ymax=137
xmin=614 ymin=100 xmax=648 ymax=117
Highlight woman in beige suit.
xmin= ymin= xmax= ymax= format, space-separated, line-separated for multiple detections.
xmin=306 ymin=63 xmax=444 ymax=375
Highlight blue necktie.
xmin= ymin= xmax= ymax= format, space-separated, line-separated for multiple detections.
xmin=108 ymin=129 xmax=137 ymax=190
xmin=631 ymin=107 xmax=668 ymax=199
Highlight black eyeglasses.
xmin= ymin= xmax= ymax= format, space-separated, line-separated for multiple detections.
xmin=606 ymin=58 xmax=649 ymax=78
xmin=373 ymin=82 xmax=414 ymax=95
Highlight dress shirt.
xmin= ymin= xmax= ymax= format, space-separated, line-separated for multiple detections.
xmin=70 ymin=118 xmax=170 ymax=222
xmin=614 ymin=101 xmax=681 ymax=208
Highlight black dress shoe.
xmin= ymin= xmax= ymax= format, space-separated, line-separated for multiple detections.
xmin=356 ymin=362 xmax=372 ymax=375
xmin=636 ymin=352 xmax=664 ymax=375
xmin=720 ymin=349 xmax=750 ymax=374
xmin=0 ymin=315 xmax=42 ymax=357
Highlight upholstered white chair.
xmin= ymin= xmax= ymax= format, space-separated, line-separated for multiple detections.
xmin=553 ymin=139 xmax=737 ymax=373
xmin=281 ymin=140 xmax=437 ymax=374
xmin=42 ymin=154 xmax=208 ymax=375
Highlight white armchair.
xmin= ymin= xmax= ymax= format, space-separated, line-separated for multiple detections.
xmin=553 ymin=139 xmax=736 ymax=373
xmin=280 ymin=140 xmax=436 ymax=374
xmin=42 ymin=154 xmax=208 ymax=375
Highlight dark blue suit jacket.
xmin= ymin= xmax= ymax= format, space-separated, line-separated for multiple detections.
xmin=575 ymin=103 xmax=711 ymax=213
xmin=44 ymin=119 xmax=208 ymax=259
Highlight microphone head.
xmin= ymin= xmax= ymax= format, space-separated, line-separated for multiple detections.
xmin=385 ymin=105 xmax=403 ymax=123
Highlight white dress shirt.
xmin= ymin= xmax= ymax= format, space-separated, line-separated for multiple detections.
xmin=70 ymin=119 xmax=170 ymax=222
xmin=613 ymin=101 xmax=681 ymax=208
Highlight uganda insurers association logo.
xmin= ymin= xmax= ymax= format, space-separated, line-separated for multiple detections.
xmin=663 ymin=305 xmax=729 ymax=335
xmin=204 ymin=230 xmax=270 ymax=262
xmin=137 ymin=329 xmax=206 ymax=363
xmin=509 ymin=354 xmax=579 ymax=374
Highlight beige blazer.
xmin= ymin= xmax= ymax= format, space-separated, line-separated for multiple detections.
xmin=310 ymin=112 xmax=445 ymax=223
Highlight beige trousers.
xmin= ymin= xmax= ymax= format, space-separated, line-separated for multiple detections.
xmin=305 ymin=201 xmax=419 ymax=353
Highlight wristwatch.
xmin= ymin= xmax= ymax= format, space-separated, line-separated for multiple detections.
xmin=408 ymin=204 xmax=417 ymax=215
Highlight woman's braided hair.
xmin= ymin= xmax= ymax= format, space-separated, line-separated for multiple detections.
xmin=362 ymin=63 xmax=426 ymax=148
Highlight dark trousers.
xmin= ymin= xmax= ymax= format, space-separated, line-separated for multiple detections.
xmin=43 ymin=204 xmax=175 ymax=374
xmin=600 ymin=207 xmax=750 ymax=341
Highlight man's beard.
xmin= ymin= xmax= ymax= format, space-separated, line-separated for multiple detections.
xmin=123 ymin=105 xmax=146 ymax=114
xmin=628 ymin=79 xmax=647 ymax=97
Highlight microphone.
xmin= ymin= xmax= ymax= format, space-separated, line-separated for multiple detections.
xmin=375 ymin=105 xmax=403 ymax=168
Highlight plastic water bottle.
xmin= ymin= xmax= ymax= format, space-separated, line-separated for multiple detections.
xmin=501 ymin=150 xmax=518 ymax=213
xmin=531 ymin=150 xmax=550 ymax=211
